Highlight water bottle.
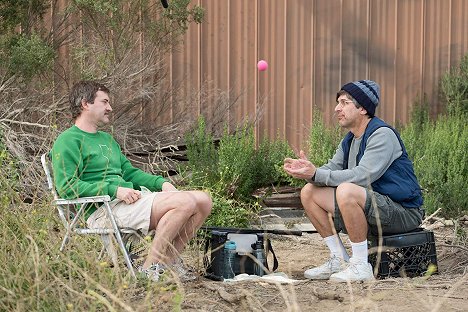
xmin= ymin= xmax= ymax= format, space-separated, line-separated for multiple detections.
xmin=253 ymin=241 xmax=266 ymax=276
xmin=223 ymin=240 xmax=237 ymax=279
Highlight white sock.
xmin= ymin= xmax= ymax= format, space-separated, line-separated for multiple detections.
xmin=324 ymin=234 xmax=350 ymax=261
xmin=350 ymin=240 xmax=368 ymax=263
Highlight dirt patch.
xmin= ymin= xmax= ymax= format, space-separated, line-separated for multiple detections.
xmin=176 ymin=227 xmax=468 ymax=311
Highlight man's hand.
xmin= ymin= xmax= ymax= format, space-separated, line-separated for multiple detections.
xmin=283 ymin=150 xmax=317 ymax=180
xmin=116 ymin=187 xmax=141 ymax=204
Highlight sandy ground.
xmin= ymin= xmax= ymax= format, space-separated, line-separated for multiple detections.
xmin=174 ymin=227 xmax=468 ymax=312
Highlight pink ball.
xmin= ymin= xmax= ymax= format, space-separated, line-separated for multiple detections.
xmin=257 ymin=60 xmax=268 ymax=71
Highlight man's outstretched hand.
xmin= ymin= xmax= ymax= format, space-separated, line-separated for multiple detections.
xmin=283 ymin=150 xmax=317 ymax=180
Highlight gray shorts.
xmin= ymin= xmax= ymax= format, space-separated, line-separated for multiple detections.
xmin=334 ymin=189 xmax=424 ymax=237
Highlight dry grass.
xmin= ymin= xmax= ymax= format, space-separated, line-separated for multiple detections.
xmin=1 ymin=197 xmax=467 ymax=311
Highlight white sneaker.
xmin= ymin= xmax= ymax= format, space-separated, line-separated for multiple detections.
xmin=329 ymin=258 xmax=375 ymax=283
xmin=138 ymin=263 xmax=165 ymax=282
xmin=170 ymin=258 xmax=197 ymax=282
xmin=304 ymin=256 xmax=347 ymax=280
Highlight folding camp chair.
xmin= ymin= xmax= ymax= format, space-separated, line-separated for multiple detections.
xmin=41 ymin=153 xmax=139 ymax=277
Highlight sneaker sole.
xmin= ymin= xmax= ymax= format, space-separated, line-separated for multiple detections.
xmin=329 ymin=276 xmax=375 ymax=283
xmin=304 ymin=272 xmax=334 ymax=280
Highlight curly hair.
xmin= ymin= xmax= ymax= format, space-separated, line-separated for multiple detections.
xmin=69 ymin=81 xmax=110 ymax=119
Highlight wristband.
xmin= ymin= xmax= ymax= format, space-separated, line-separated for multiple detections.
xmin=308 ymin=172 xmax=316 ymax=182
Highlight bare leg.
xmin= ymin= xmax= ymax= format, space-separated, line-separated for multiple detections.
xmin=142 ymin=191 xmax=212 ymax=268
xmin=167 ymin=191 xmax=212 ymax=260
xmin=300 ymin=183 xmax=336 ymax=237
xmin=143 ymin=192 xmax=196 ymax=268
xmin=335 ymin=183 xmax=367 ymax=242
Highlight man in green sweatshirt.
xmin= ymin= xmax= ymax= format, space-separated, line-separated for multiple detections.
xmin=52 ymin=81 xmax=212 ymax=282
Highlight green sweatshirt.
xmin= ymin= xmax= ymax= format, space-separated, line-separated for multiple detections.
xmin=51 ymin=125 xmax=167 ymax=219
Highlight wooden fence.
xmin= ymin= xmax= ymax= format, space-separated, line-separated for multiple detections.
xmin=53 ymin=0 xmax=468 ymax=150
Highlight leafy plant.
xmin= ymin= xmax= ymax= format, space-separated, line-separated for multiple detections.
xmin=440 ymin=53 xmax=468 ymax=116
xmin=255 ymin=132 xmax=303 ymax=188
xmin=185 ymin=116 xmax=219 ymax=187
xmin=307 ymin=108 xmax=342 ymax=166
xmin=70 ymin=0 xmax=205 ymax=73
xmin=403 ymin=114 xmax=468 ymax=217
xmin=402 ymin=77 xmax=468 ymax=218
xmin=186 ymin=118 xmax=298 ymax=200
xmin=217 ymin=124 xmax=257 ymax=199
xmin=0 ymin=130 xmax=19 ymax=205
xmin=184 ymin=118 xmax=300 ymax=227
xmin=0 ymin=0 xmax=48 ymax=34
xmin=204 ymin=192 xmax=257 ymax=228
xmin=5 ymin=33 xmax=54 ymax=80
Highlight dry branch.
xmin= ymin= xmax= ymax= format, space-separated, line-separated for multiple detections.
xmin=312 ymin=287 xmax=344 ymax=302
xmin=0 ymin=1 xmax=251 ymax=203
xmin=423 ymin=208 xmax=442 ymax=224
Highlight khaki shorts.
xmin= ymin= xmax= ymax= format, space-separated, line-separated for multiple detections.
xmin=334 ymin=189 xmax=424 ymax=237
xmin=86 ymin=191 xmax=159 ymax=235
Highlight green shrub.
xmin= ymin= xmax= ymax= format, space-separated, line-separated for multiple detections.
xmin=256 ymin=133 xmax=303 ymax=188
xmin=307 ymin=108 xmax=343 ymax=166
xmin=217 ymin=127 xmax=302 ymax=199
xmin=402 ymin=91 xmax=467 ymax=218
xmin=0 ymin=0 xmax=48 ymax=33
xmin=217 ymin=124 xmax=257 ymax=199
xmin=186 ymin=118 xmax=297 ymax=201
xmin=204 ymin=192 xmax=257 ymax=228
xmin=185 ymin=116 xmax=219 ymax=187
xmin=184 ymin=118 xmax=299 ymax=227
xmin=440 ymin=53 xmax=468 ymax=116
xmin=399 ymin=99 xmax=430 ymax=162
xmin=0 ymin=131 xmax=19 ymax=205
xmin=402 ymin=113 xmax=467 ymax=218
xmin=2 ymin=33 xmax=54 ymax=80
xmin=402 ymin=55 xmax=468 ymax=218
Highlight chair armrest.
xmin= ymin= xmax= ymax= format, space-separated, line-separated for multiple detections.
xmin=54 ymin=195 xmax=111 ymax=205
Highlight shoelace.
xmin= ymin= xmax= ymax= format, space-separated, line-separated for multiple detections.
xmin=342 ymin=261 xmax=365 ymax=275
xmin=326 ymin=257 xmax=340 ymax=269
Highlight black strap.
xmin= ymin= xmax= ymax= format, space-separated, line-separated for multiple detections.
xmin=265 ymin=238 xmax=278 ymax=272
xmin=203 ymin=237 xmax=211 ymax=272
xmin=201 ymin=226 xmax=305 ymax=236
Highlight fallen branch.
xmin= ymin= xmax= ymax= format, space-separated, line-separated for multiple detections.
xmin=202 ymin=283 xmax=246 ymax=303
xmin=218 ymin=288 xmax=246 ymax=303
xmin=412 ymin=283 xmax=451 ymax=289
xmin=312 ymin=287 xmax=344 ymax=302
xmin=422 ymin=208 xmax=442 ymax=224
xmin=0 ymin=119 xmax=50 ymax=128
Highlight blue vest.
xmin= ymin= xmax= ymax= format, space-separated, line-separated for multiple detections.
xmin=341 ymin=117 xmax=423 ymax=208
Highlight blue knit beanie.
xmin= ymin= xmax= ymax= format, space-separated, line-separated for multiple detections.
xmin=339 ymin=80 xmax=380 ymax=117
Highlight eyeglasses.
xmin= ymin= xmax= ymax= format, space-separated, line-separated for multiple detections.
xmin=336 ymin=99 xmax=354 ymax=107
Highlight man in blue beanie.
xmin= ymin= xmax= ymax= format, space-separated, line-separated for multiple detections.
xmin=283 ymin=80 xmax=424 ymax=282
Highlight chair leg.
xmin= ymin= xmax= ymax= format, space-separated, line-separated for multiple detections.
xmin=100 ymin=234 xmax=119 ymax=268
xmin=60 ymin=233 xmax=70 ymax=252
xmin=114 ymin=233 xmax=136 ymax=277
xmin=103 ymin=202 xmax=136 ymax=278
xmin=98 ymin=246 xmax=106 ymax=260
